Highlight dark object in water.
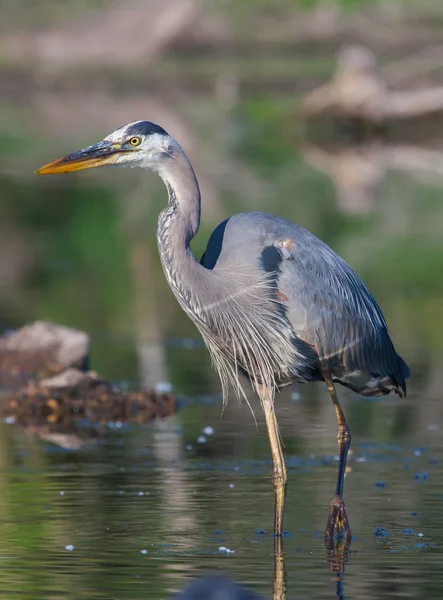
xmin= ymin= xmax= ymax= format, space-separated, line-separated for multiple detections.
xmin=0 ymin=376 xmax=175 ymax=427
xmin=173 ymin=575 xmax=262 ymax=600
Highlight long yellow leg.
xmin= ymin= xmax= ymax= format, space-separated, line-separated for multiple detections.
xmin=260 ymin=386 xmax=287 ymax=538
xmin=325 ymin=378 xmax=352 ymax=543
xmin=258 ymin=385 xmax=287 ymax=599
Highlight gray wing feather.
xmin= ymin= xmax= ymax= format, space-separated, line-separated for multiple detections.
xmin=275 ymin=228 xmax=409 ymax=394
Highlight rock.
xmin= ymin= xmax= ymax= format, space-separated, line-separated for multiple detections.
xmin=0 ymin=321 xmax=89 ymax=388
xmin=39 ymin=368 xmax=93 ymax=391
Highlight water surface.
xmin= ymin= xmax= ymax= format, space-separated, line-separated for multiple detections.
xmin=0 ymin=375 xmax=441 ymax=599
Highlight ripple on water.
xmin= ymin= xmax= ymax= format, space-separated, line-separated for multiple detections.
xmin=0 ymin=395 xmax=443 ymax=599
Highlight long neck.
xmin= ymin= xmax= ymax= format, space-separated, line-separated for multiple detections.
xmin=156 ymin=145 xmax=207 ymax=319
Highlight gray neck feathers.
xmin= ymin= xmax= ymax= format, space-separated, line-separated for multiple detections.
xmin=156 ymin=144 xmax=206 ymax=320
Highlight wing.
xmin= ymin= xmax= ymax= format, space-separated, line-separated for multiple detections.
xmin=273 ymin=234 xmax=410 ymax=397
xmin=200 ymin=212 xmax=409 ymax=397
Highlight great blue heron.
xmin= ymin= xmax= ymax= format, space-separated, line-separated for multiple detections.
xmin=36 ymin=120 xmax=410 ymax=543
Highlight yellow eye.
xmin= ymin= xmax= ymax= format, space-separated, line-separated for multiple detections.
xmin=129 ymin=137 xmax=141 ymax=147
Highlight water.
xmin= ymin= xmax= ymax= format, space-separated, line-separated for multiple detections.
xmin=0 ymin=380 xmax=442 ymax=599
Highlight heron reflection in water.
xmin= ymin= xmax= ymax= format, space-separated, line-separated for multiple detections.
xmin=36 ymin=120 xmax=409 ymax=549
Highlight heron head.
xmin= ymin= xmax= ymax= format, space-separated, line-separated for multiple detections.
xmin=36 ymin=120 xmax=171 ymax=175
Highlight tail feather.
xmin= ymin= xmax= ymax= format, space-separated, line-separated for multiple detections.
xmin=334 ymin=353 xmax=410 ymax=398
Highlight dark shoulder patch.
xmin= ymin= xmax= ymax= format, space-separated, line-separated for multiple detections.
xmin=200 ymin=219 xmax=229 ymax=270
xmin=125 ymin=121 xmax=168 ymax=137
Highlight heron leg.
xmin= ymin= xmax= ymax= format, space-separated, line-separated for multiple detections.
xmin=273 ymin=534 xmax=286 ymax=600
xmin=259 ymin=385 xmax=287 ymax=538
xmin=324 ymin=378 xmax=352 ymax=543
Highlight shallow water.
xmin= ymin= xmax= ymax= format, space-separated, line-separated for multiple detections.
xmin=0 ymin=376 xmax=442 ymax=599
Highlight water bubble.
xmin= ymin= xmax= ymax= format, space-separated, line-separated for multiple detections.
xmin=291 ymin=391 xmax=301 ymax=401
xmin=140 ymin=549 xmax=148 ymax=555
xmin=5 ymin=416 xmax=16 ymax=425
xmin=186 ymin=444 xmax=193 ymax=451
xmin=218 ymin=546 xmax=235 ymax=553
xmin=60 ymin=491 xmax=65 ymax=496
xmin=65 ymin=545 xmax=75 ymax=551
xmin=229 ymin=483 xmax=235 ymax=489
xmin=373 ymin=527 xmax=388 ymax=538
xmin=197 ymin=436 xmax=207 ymax=444
xmin=418 ymin=532 xmax=424 ymax=538
xmin=202 ymin=426 xmax=215 ymax=436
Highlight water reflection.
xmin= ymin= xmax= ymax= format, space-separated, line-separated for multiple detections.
xmin=1 ymin=374 xmax=442 ymax=598
xmin=176 ymin=575 xmax=263 ymax=599
xmin=300 ymin=139 xmax=443 ymax=213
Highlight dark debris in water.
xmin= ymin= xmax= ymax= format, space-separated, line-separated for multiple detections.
xmin=0 ymin=378 xmax=175 ymax=429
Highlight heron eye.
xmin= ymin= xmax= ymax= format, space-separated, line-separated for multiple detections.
xmin=129 ymin=137 xmax=141 ymax=147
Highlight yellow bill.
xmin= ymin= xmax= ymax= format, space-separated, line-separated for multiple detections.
xmin=35 ymin=141 xmax=122 ymax=174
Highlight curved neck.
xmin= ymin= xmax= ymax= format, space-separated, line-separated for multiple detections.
xmin=158 ymin=147 xmax=201 ymax=244
xmin=156 ymin=145 xmax=206 ymax=318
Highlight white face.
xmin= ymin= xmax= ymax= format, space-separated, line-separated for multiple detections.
xmin=35 ymin=120 xmax=178 ymax=176
xmin=104 ymin=121 xmax=172 ymax=170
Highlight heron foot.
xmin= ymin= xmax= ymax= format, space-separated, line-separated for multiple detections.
xmin=325 ymin=494 xmax=351 ymax=542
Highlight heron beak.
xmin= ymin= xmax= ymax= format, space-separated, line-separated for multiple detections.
xmin=35 ymin=140 xmax=123 ymax=174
